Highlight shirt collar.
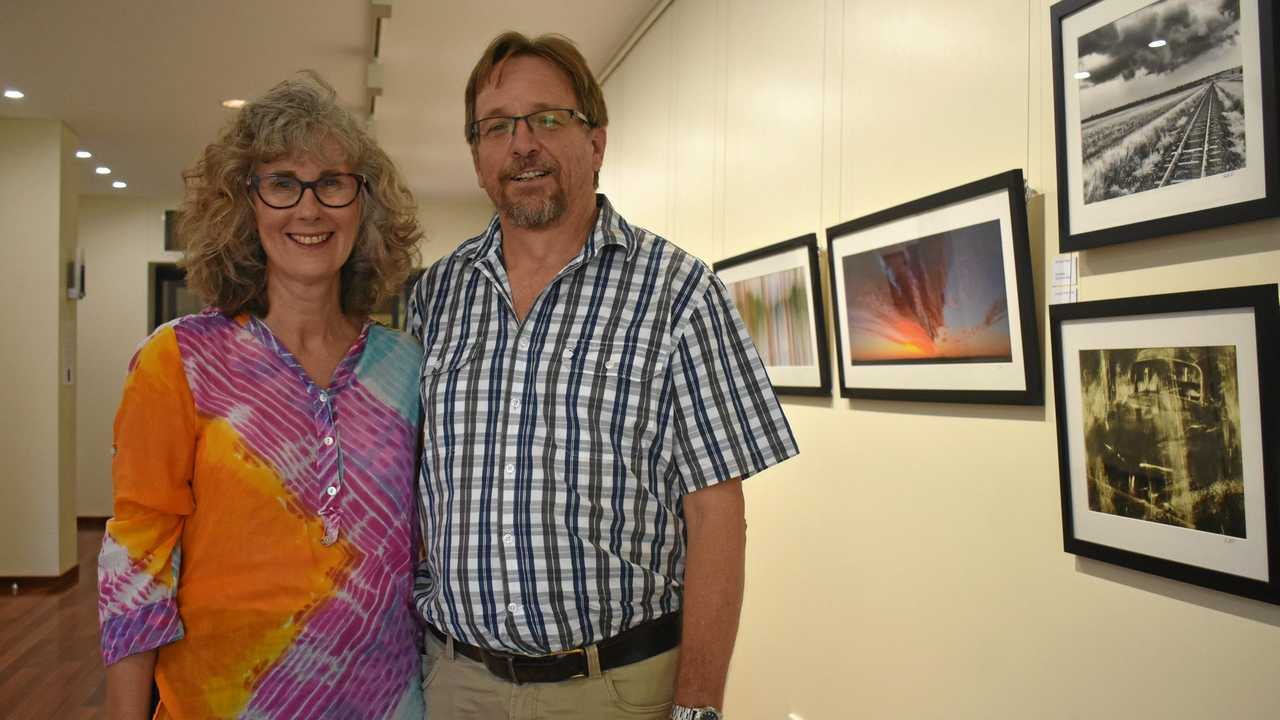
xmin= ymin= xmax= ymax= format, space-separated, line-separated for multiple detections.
xmin=464 ymin=194 xmax=639 ymax=267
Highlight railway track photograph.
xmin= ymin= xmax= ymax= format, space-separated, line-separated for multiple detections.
xmin=1075 ymin=0 xmax=1247 ymax=204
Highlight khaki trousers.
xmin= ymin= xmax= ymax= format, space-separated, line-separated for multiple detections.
xmin=420 ymin=630 xmax=678 ymax=720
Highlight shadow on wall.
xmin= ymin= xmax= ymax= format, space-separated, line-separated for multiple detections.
xmin=1080 ymin=217 xmax=1280 ymax=278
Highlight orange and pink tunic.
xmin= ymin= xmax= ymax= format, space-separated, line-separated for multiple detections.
xmin=97 ymin=311 xmax=423 ymax=719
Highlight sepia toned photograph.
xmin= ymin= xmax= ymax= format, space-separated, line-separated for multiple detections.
xmin=1051 ymin=284 xmax=1280 ymax=604
xmin=1079 ymin=345 xmax=1244 ymax=536
xmin=713 ymin=234 xmax=831 ymax=396
xmin=840 ymin=219 xmax=1011 ymax=366
xmin=727 ymin=267 xmax=815 ymax=367
xmin=1077 ymin=0 xmax=1247 ymax=204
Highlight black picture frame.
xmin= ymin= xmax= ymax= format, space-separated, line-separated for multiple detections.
xmin=824 ymin=169 xmax=1042 ymax=405
xmin=1051 ymin=0 xmax=1280 ymax=251
xmin=712 ymin=234 xmax=832 ymax=396
xmin=1050 ymin=284 xmax=1280 ymax=604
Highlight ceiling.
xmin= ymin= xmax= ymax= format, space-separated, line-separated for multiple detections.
xmin=0 ymin=0 xmax=658 ymax=204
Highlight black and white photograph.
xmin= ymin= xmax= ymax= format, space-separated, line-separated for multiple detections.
xmin=1051 ymin=284 xmax=1280 ymax=604
xmin=826 ymin=170 xmax=1041 ymax=405
xmin=1077 ymin=0 xmax=1247 ymax=205
xmin=1052 ymin=0 xmax=1279 ymax=250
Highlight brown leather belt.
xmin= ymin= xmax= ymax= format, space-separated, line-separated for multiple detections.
xmin=427 ymin=612 xmax=681 ymax=685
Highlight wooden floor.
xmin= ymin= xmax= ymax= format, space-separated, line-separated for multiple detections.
xmin=0 ymin=523 xmax=107 ymax=719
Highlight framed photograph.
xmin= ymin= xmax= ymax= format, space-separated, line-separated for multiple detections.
xmin=1051 ymin=0 xmax=1279 ymax=251
xmin=825 ymin=169 xmax=1041 ymax=405
xmin=713 ymin=234 xmax=831 ymax=396
xmin=1050 ymin=284 xmax=1280 ymax=603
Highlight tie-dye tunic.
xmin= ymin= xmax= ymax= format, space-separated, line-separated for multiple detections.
xmin=98 ymin=311 xmax=424 ymax=720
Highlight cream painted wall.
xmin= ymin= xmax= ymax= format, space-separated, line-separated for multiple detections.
xmin=600 ymin=1 xmax=1280 ymax=718
xmin=416 ymin=198 xmax=498 ymax=266
xmin=0 ymin=117 xmax=78 ymax=576
xmin=76 ymin=195 xmax=182 ymax=518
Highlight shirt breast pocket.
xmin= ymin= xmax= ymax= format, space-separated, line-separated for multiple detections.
xmin=563 ymin=341 xmax=668 ymax=449
xmin=422 ymin=337 xmax=480 ymax=376
xmin=575 ymin=341 xmax=667 ymax=383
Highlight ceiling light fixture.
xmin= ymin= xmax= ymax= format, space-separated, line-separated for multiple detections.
xmin=112 ymin=181 xmax=128 ymax=189
xmin=221 ymin=99 xmax=247 ymax=109
xmin=76 ymin=150 xmax=93 ymax=159
xmin=3 ymin=89 xmax=24 ymax=99
xmin=95 ymin=166 xmax=111 ymax=175
xmin=1149 ymin=39 xmax=1167 ymax=48
xmin=1074 ymin=71 xmax=1091 ymax=80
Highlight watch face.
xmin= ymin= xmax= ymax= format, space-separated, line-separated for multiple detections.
xmin=694 ymin=710 xmax=722 ymax=720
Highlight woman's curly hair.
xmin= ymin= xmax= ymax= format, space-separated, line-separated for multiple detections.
xmin=178 ymin=72 xmax=422 ymax=318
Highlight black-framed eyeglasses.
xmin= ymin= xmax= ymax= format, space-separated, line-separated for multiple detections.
xmin=247 ymin=173 xmax=367 ymax=209
xmin=468 ymin=108 xmax=592 ymax=144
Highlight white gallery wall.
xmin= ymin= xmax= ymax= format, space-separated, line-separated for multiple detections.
xmin=0 ymin=118 xmax=79 ymax=576
xmin=76 ymin=194 xmax=182 ymax=518
xmin=599 ymin=1 xmax=1280 ymax=718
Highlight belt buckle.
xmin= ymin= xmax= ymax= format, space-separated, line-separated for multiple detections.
xmin=550 ymin=647 xmax=588 ymax=680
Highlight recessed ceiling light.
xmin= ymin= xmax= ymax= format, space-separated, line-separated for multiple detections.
xmin=112 ymin=181 xmax=128 ymax=189
xmin=95 ymin=166 xmax=111 ymax=175
xmin=75 ymin=150 xmax=93 ymax=159
xmin=1074 ymin=71 xmax=1091 ymax=80
xmin=1149 ymin=39 xmax=1167 ymax=48
xmin=3 ymin=89 xmax=24 ymax=99
xmin=221 ymin=99 xmax=247 ymax=109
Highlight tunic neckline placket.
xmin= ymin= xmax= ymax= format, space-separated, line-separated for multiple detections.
xmin=244 ymin=315 xmax=372 ymax=546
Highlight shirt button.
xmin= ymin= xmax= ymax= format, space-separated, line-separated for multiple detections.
xmin=507 ymin=602 xmax=520 ymax=614
xmin=604 ymin=359 xmax=616 ymax=370
xmin=318 ymin=391 xmax=329 ymax=403
xmin=326 ymin=486 xmax=338 ymax=496
xmin=504 ymin=464 xmax=515 ymax=478
xmin=518 ymin=338 xmax=530 ymax=351
xmin=562 ymin=348 xmax=574 ymax=359
xmin=502 ymin=533 xmax=514 ymax=546
xmin=323 ymin=436 xmax=335 ymax=447
xmin=510 ymin=398 xmax=521 ymax=411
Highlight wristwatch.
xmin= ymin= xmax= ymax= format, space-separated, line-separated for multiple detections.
xmin=670 ymin=705 xmax=722 ymax=720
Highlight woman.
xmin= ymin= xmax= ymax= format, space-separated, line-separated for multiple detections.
xmin=98 ymin=74 xmax=425 ymax=719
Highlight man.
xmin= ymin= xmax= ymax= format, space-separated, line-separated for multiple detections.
xmin=407 ymin=31 xmax=797 ymax=720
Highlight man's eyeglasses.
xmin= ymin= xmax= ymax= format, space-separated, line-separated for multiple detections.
xmin=468 ymin=108 xmax=592 ymax=145
xmin=247 ymin=173 xmax=366 ymax=209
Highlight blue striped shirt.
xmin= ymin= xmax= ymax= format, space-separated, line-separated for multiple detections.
xmin=408 ymin=194 xmax=797 ymax=653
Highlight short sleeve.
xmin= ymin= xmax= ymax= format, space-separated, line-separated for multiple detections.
xmin=407 ymin=268 xmax=428 ymax=342
xmin=666 ymin=274 xmax=798 ymax=496
xmin=97 ymin=324 xmax=196 ymax=665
